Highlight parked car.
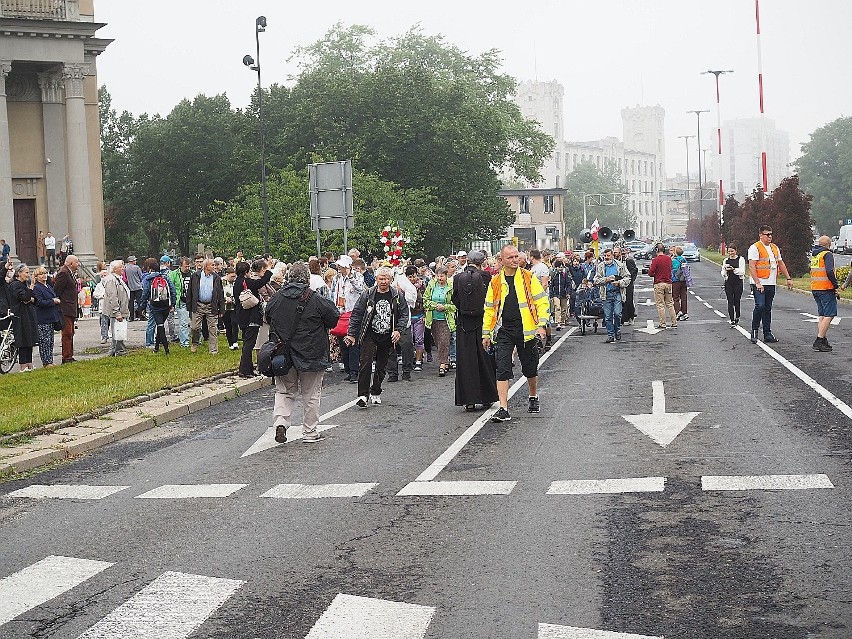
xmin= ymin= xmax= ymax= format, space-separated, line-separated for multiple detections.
xmin=682 ymin=243 xmax=701 ymax=262
xmin=626 ymin=240 xmax=646 ymax=254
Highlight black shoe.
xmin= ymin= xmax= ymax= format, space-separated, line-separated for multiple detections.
xmin=814 ymin=337 xmax=832 ymax=352
xmin=356 ymin=396 xmax=368 ymax=408
xmin=347 ymin=375 xmax=358 ymax=383
xmin=615 ymin=332 xmax=622 ymax=341
xmin=465 ymin=404 xmax=477 ymax=411
xmin=764 ymin=333 xmax=779 ymax=343
xmin=387 ymin=374 xmax=399 ymax=383
xmin=528 ymin=396 xmax=540 ymax=413
xmin=274 ymin=425 xmax=287 ymax=443
xmin=402 ymin=371 xmax=412 ymax=381
xmin=491 ymin=407 xmax=512 ymax=422
xmin=751 ymin=330 xmax=758 ymax=344
xmin=605 ymin=336 xmax=615 ymax=343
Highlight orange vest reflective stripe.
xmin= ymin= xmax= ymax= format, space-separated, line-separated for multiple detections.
xmin=752 ymin=242 xmax=780 ymax=280
xmin=810 ymin=250 xmax=833 ymax=290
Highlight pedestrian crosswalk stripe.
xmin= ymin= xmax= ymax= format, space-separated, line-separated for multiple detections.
xmin=397 ymin=480 xmax=517 ymax=496
xmin=305 ymin=593 xmax=435 ymax=639
xmin=538 ymin=623 xmax=662 ymax=638
xmin=694 ymin=295 xmax=704 ymax=301
xmin=547 ymin=477 xmax=666 ymax=495
xmin=259 ymin=483 xmax=378 ymax=499
xmin=701 ymin=474 xmax=834 ymax=491
xmin=6 ymin=484 xmax=130 ymax=500
xmin=713 ymin=309 xmax=726 ymax=317
xmin=0 ymin=555 xmax=113 ymax=625
xmin=75 ymin=570 xmax=244 ymax=639
xmin=135 ymin=484 xmax=247 ymax=499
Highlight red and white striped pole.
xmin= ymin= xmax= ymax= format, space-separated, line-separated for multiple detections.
xmin=755 ymin=0 xmax=768 ymax=192
xmin=703 ymin=69 xmax=733 ymax=249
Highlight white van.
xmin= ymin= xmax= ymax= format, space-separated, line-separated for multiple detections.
xmin=838 ymin=225 xmax=852 ymax=254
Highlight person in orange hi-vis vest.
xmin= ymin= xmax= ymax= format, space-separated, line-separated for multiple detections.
xmin=809 ymin=235 xmax=839 ymax=352
xmin=747 ymin=224 xmax=793 ymax=344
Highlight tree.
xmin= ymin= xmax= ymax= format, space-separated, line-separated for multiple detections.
xmin=259 ymin=23 xmax=553 ymax=256
xmin=767 ymin=175 xmax=813 ymax=277
xmin=562 ymin=160 xmax=631 ymax=241
xmin=795 ymin=116 xmax=852 ymax=234
xmin=201 ymin=167 xmax=438 ymax=261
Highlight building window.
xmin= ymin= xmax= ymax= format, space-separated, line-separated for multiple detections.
xmin=631 ymin=160 xmax=635 ymax=173
xmin=555 ymin=152 xmax=561 ymax=169
xmin=518 ymin=196 xmax=530 ymax=213
xmin=544 ymin=195 xmax=554 ymax=213
xmin=573 ymin=154 xmax=578 ymax=166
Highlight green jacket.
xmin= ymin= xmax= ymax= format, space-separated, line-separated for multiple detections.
xmin=169 ymin=268 xmax=184 ymax=305
xmin=423 ymin=278 xmax=456 ymax=331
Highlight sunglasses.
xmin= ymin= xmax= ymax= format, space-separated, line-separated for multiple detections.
xmin=761 ymin=232 xmax=773 ymax=236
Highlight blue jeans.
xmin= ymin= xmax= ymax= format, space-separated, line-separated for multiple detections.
xmin=176 ymin=304 xmax=190 ymax=346
xmin=751 ymin=284 xmax=776 ymax=334
xmin=146 ymin=306 xmax=156 ymax=346
xmin=603 ymin=292 xmax=622 ymax=338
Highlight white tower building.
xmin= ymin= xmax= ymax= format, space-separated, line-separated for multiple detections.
xmin=513 ymin=80 xmax=564 ymax=188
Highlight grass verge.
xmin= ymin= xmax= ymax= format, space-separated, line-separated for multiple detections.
xmin=0 ymin=337 xmax=240 ymax=437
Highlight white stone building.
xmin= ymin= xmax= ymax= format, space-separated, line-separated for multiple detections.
xmin=513 ymin=80 xmax=564 ymax=188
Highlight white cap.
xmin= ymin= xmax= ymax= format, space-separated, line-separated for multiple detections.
xmin=456 ymin=250 xmax=467 ymax=257
xmin=335 ymin=255 xmax=353 ymax=268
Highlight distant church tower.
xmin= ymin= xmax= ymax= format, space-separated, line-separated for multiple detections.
xmin=622 ymin=105 xmax=666 ymax=183
xmin=0 ymin=0 xmax=111 ymax=265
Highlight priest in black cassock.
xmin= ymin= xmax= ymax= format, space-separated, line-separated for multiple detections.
xmin=451 ymin=250 xmax=499 ymax=410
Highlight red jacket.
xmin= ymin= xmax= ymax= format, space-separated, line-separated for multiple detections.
xmin=648 ymin=254 xmax=673 ymax=284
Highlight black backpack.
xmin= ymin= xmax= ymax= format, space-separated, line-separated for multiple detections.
xmin=455 ymin=270 xmax=487 ymax=316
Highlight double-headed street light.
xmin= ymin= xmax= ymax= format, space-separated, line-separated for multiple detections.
xmin=687 ymin=109 xmax=710 ymax=220
xmin=243 ymin=16 xmax=269 ymax=254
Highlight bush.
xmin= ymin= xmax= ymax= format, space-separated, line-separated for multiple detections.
xmin=837 ymin=265 xmax=850 ymax=285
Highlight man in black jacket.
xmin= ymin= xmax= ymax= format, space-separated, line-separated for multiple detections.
xmin=265 ymin=262 xmax=339 ymax=443
xmin=186 ymin=258 xmax=224 ymax=353
xmin=345 ymin=266 xmax=410 ymax=408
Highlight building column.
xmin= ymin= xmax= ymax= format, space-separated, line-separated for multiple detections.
xmin=63 ymin=62 xmax=95 ymax=263
xmin=0 ymin=61 xmax=15 ymax=260
xmin=38 ymin=70 xmax=68 ymax=239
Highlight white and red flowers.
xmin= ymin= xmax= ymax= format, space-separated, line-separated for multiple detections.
xmin=380 ymin=225 xmax=406 ymax=267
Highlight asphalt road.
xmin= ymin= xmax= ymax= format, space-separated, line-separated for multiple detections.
xmin=1 ymin=259 xmax=850 ymax=639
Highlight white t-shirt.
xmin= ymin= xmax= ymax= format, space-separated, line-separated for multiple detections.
xmin=747 ymin=242 xmax=782 ymax=285
xmin=531 ymin=262 xmax=550 ymax=286
xmin=309 ymin=273 xmax=326 ymax=292
xmin=44 ymin=235 xmax=56 ymax=250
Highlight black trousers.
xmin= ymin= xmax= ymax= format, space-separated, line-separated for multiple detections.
xmin=725 ymin=278 xmax=743 ymax=321
xmin=240 ymin=325 xmax=259 ymax=375
xmin=224 ymin=310 xmax=239 ymax=345
xmin=129 ymin=289 xmax=142 ymax=320
xmin=357 ymin=336 xmax=392 ymax=397
xmin=387 ymin=327 xmax=414 ymax=376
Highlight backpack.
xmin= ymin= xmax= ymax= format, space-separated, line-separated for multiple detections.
xmin=150 ymin=274 xmax=171 ymax=307
xmin=671 ymin=256 xmax=684 ymax=282
xmin=455 ymin=270 xmax=487 ymax=316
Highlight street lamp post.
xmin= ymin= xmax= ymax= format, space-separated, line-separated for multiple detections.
xmin=677 ymin=134 xmax=695 ymax=219
xmin=243 ymin=16 xmax=269 ymax=255
xmin=702 ymin=69 xmax=733 ymax=245
xmin=687 ymin=109 xmax=710 ymax=220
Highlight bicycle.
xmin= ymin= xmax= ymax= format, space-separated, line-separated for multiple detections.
xmin=0 ymin=312 xmax=18 ymax=374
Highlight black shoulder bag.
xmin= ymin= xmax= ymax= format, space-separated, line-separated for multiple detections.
xmin=258 ymin=288 xmax=313 ymax=378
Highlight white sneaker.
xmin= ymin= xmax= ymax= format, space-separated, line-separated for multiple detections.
xmin=370 ymin=394 xmax=382 ymax=405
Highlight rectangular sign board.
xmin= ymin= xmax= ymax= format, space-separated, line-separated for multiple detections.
xmin=659 ymin=189 xmax=687 ymax=201
xmin=309 ymin=160 xmax=354 ymax=231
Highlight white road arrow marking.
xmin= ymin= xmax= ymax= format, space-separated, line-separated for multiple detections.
xmin=622 ymin=380 xmax=699 ymax=447
xmin=538 ymin=624 xmax=662 ymax=639
xmin=241 ymin=422 xmax=341 ymax=458
xmin=639 ymin=298 xmax=656 ymax=306
xmin=800 ymin=312 xmax=841 ymax=325
xmin=635 ymin=319 xmax=663 ymax=335
xmin=633 ymin=286 xmax=654 ymax=293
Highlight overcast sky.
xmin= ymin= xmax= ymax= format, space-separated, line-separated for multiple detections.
xmin=95 ymin=0 xmax=851 ymax=178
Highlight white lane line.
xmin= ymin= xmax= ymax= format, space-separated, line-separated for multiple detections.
xmin=702 ymin=474 xmax=834 ymax=491
xmin=713 ymin=309 xmax=726 ymax=317
xmin=539 ymin=623 xmax=662 ymax=638
xmin=6 ymin=484 xmax=129 ymax=500
xmin=260 ymin=483 xmax=377 ymax=499
xmin=241 ymin=421 xmax=343 ymax=458
xmin=414 ymin=327 xmax=577 ymax=482
xmin=397 ymin=480 xmax=517 ymax=496
xmin=694 ymin=295 xmax=704 ymax=302
xmin=0 ymin=556 xmax=113 ymax=625
xmin=734 ymin=324 xmax=852 ymax=420
xmin=305 ymin=593 xmax=435 ymax=639
xmin=547 ymin=477 xmax=666 ymax=495
xmin=703 ymin=301 xmax=712 ymax=308
xmin=76 ymin=571 xmax=244 ymax=639
xmin=135 ymin=484 xmax=247 ymax=499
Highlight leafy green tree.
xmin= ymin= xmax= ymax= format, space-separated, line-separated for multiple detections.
xmin=255 ymin=23 xmax=553 ymax=256
xmin=202 ymin=167 xmax=438 ymax=261
xmin=562 ymin=161 xmax=632 ymax=240
xmin=795 ymin=116 xmax=852 ymax=234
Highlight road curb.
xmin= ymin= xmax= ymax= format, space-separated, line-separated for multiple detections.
xmin=0 ymin=375 xmax=272 ymax=477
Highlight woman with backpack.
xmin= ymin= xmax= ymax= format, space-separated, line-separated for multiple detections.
xmin=671 ymin=246 xmax=689 ymax=321
xmin=138 ymin=256 xmax=177 ymax=355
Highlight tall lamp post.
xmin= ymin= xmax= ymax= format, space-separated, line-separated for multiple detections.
xmin=687 ymin=109 xmax=710 ymax=220
xmin=243 ymin=16 xmax=269 ymax=254
xmin=702 ymin=69 xmax=733 ymax=246
xmin=677 ymin=134 xmax=695 ymax=220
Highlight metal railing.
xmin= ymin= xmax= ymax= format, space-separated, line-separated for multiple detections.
xmin=0 ymin=0 xmax=80 ymax=20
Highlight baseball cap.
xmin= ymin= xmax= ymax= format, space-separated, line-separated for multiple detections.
xmin=335 ymin=255 xmax=353 ymax=268
xmin=127 ymin=255 xmax=137 ymax=262
xmin=456 ymin=250 xmax=467 ymax=257
xmin=160 ymin=255 xmax=171 ymax=264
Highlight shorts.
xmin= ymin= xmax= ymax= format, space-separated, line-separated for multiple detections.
xmin=813 ymin=290 xmax=838 ymax=318
xmin=495 ymin=326 xmax=540 ymax=382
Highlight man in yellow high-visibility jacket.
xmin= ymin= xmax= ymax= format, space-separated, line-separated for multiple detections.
xmin=482 ymin=244 xmax=550 ymax=422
